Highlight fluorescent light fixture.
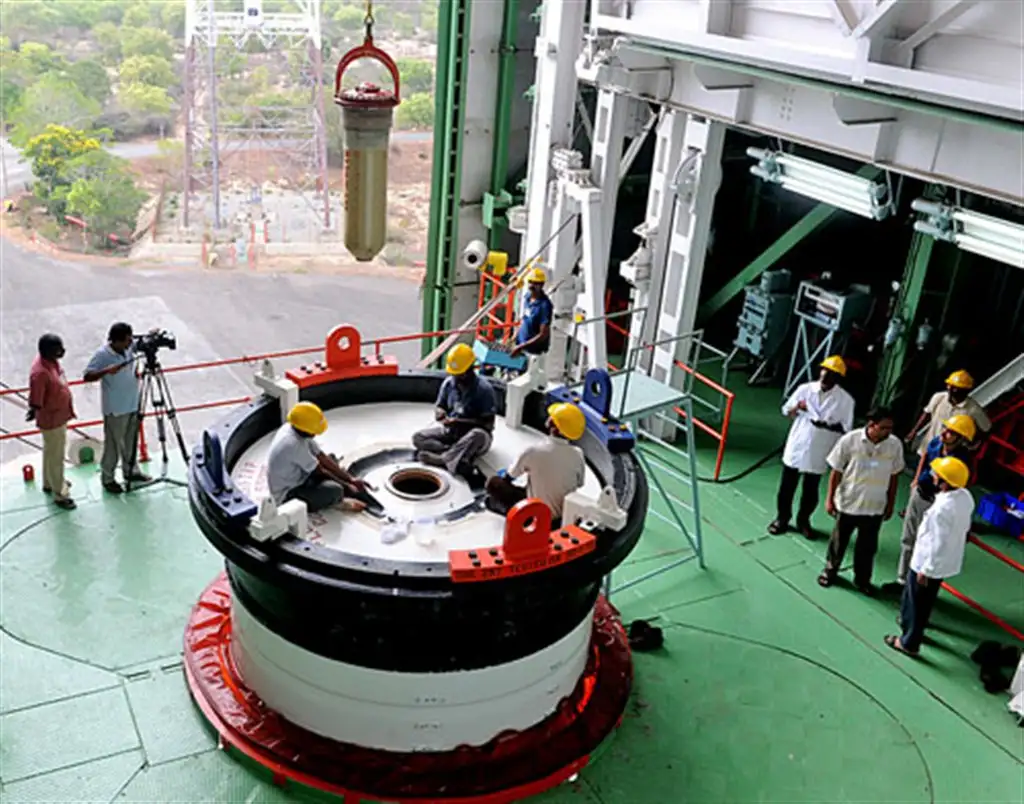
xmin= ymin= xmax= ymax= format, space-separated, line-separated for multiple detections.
xmin=912 ymin=199 xmax=1024 ymax=270
xmin=747 ymin=148 xmax=894 ymax=221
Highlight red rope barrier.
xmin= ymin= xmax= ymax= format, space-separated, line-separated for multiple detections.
xmin=968 ymin=533 xmax=1024 ymax=573
xmin=940 ymin=581 xmax=1024 ymax=642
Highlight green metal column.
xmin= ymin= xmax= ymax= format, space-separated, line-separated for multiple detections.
xmin=422 ymin=0 xmax=473 ymax=358
xmin=697 ymin=165 xmax=881 ymax=324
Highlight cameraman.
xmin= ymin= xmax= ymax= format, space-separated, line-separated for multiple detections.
xmin=83 ymin=322 xmax=152 ymax=493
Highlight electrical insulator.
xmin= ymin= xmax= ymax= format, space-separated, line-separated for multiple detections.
xmin=334 ymin=42 xmax=401 ymax=263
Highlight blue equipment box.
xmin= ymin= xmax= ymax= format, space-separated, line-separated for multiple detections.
xmin=976 ymin=492 xmax=1024 ymax=539
xmin=547 ymin=368 xmax=635 ymax=454
xmin=473 ymin=338 xmax=527 ymax=373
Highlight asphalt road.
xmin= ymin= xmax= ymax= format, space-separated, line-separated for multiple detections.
xmin=0 ymin=238 xmax=424 ymax=467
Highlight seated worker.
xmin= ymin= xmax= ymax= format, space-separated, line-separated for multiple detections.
xmin=413 ymin=343 xmax=496 ymax=475
xmin=485 ymin=402 xmax=586 ymax=523
xmin=884 ymin=413 xmax=975 ymax=594
xmin=509 ymin=265 xmax=553 ymax=358
xmin=267 ymin=401 xmax=370 ymax=513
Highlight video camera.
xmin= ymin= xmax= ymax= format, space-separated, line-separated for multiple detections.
xmin=134 ymin=329 xmax=177 ymax=360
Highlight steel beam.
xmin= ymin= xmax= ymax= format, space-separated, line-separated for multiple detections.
xmin=697 ymin=164 xmax=881 ymax=323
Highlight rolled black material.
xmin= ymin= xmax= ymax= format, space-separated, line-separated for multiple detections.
xmin=189 ymin=371 xmax=647 ymax=672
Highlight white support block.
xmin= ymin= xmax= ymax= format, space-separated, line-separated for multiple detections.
xmin=562 ymin=486 xmax=628 ymax=532
xmin=568 ymin=184 xmax=609 ymax=373
xmin=505 ymin=356 xmax=548 ymax=430
xmin=248 ymin=496 xmax=308 ymax=543
xmin=253 ymin=359 xmax=299 ymax=425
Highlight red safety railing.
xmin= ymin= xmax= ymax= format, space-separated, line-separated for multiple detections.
xmin=475 ymin=270 xmax=518 ymax=343
xmin=605 ymin=317 xmax=735 ymax=481
xmin=939 ymin=531 xmax=1024 ymax=642
xmin=0 ymin=324 xmax=516 ymax=445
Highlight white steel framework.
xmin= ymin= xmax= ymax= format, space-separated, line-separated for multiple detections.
xmin=182 ymin=0 xmax=331 ymax=232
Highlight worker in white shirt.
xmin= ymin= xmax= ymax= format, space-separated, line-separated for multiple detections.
xmin=484 ymin=402 xmax=586 ymax=524
xmin=885 ymin=456 xmax=973 ymax=657
xmin=818 ymin=406 xmax=905 ymax=594
xmin=267 ymin=402 xmax=371 ymax=513
xmin=906 ymin=370 xmax=990 ymax=454
xmin=882 ymin=413 xmax=975 ymax=594
xmin=768 ymin=355 xmax=855 ymax=539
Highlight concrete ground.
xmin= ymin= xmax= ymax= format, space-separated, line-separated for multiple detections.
xmin=0 ymin=237 xmax=423 ymax=467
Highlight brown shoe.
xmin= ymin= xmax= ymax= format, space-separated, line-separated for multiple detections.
xmin=54 ymin=497 xmax=77 ymax=510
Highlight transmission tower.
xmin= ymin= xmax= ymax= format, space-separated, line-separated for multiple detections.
xmin=182 ymin=0 xmax=331 ymax=233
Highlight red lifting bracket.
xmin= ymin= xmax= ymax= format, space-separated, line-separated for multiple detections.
xmin=449 ymin=499 xmax=597 ymax=583
xmin=285 ymin=325 xmax=398 ymax=389
xmin=333 ymin=7 xmax=401 ymax=109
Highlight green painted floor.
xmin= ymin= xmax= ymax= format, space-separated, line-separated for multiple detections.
xmin=2 ymin=378 xmax=1022 ymax=803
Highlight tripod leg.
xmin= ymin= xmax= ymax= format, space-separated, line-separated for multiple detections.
xmin=156 ymin=370 xmax=190 ymax=466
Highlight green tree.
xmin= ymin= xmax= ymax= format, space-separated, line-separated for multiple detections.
xmin=118 ymin=83 xmax=174 ymax=116
xmin=396 ymin=57 xmax=433 ymax=95
xmin=8 ymin=74 xmax=103 ymax=147
xmin=160 ymin=1 xmax=187 ymax=39
xmin=67 ymin=59 xmax=112 ymax=106
xmin=121 ymin=28 xmax=175 ymax=61
xmin=394 ymin=91 xmax=433 ymax=130
xmin=420 ymin=4 xmax=438 ymax=42
xmin=17 ymin=43 xmax=67 ymax=77
xmin=119 ymin=55 xmax=175 ymax=88
xmin=122 ymin=4 xmax=153 ymax=29
xmin=66 ymin=150 xmax=147 ymax=239
xmin=22 ymin=124 xmax=103 ymax=215
xmin=334 ymin=6 xmax=365 ymax=31
xmin=93 ymin=22 xmax=123 ymax=65
xmin=392 ymin=11 xmax=416 ymax=38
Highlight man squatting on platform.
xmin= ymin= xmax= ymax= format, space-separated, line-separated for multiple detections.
xmin=267 ymin=401 xmax=371 ymax=513
xmin=882 ymin=413 xmax=975 ymax=594
xmin=83 ymin=322 xmax=152 ymax=494
xmin=886 ymin=456 xmax=974 ymax=658
xmin=413 ymin=343 xmax=496 ymax=475
xmin=27 ymin=333 xmax=76 ymax=510
xmin=485 ymin=402 xmax=587 ymax=524
xmin=768 ymin=355 xmax=855 ymax=539
xmin=819 ymin=406 xmax=905 ymax=594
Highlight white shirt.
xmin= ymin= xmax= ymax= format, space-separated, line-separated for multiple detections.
xmin=267 ymin=425 xmax=322 ymax=504
xmin=911 ymin=488 xmax=974 ymax=579
xmin=827 ymin=428 xmax=905 ymax=516
xmin=781 ymin=381 xmax=855 ymax=474
xmin=510 ymin=437 xmax=586 ymax=519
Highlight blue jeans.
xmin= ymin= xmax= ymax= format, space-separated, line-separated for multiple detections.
xmin=899 ymin=571 xmax=942 ymax=653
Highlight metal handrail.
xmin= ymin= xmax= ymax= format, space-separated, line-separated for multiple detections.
xmin=0 ymin=323 xmax=518 ymax=442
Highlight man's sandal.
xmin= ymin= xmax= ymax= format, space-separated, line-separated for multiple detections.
xmin=884 ymin=635 xmax=919 ymax=658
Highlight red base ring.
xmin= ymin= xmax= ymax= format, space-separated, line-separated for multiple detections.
xmin=184 ymin=574 xmax=633 ymax=803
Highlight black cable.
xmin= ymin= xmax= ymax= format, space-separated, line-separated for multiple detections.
xmin=640 ymin=441 xmax=783 ymax=485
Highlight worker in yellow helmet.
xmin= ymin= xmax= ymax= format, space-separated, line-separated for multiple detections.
xmin=267 ymin=401 xmax=370 ymax=513
xmin=768 ymin=355 xmax=855 ymax=539
xmin=885 ymin=456 xmax=973 ymax=658
xmin=413 ymin=343 xmax=496 ymax=476
xmin=884 ymin=413 xmax=976 ymax=594
xmin=485 ymin=403 xmax=586 ymax=523
xmin=509 ymin=264 xmax=553 ymax=358
xmin=905 ymin=369 xmax=990 ymax=455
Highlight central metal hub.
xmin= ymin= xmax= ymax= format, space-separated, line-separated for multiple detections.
xmin=386 ymin=467 xmax=448 ymax=501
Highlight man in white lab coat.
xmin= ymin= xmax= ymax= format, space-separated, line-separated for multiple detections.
xmin=768 ymin=355 xmax=855 ymax=539
xmin=885 ymin=456 xmax=974 ymax=657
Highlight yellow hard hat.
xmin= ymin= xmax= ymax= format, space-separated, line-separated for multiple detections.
xmin=945 ymin=370 xmax=974 ymax=389
xmin=547 ymin=403 xmax=586 ymax=441
xmin=820 ymin=355 xmax=847 ymax=377
xmin=942 ymin=414 xmax=976 ymax=441
xmin=929 ymin=456 xmax=969 ymax=489
xmin=527 ymin=265 xmax=547 ymax=284
xmin=445 ymin=343 xmax=475 ymax=375
xmin=287 ymin=401 xmax=327 ymax=436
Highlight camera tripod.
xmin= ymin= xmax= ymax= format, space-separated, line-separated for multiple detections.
xmin=125 ymin=351 xmax=190 ymax=493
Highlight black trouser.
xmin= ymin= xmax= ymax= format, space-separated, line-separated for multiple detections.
xmin=899 ymin=571 xmax=943 ymax=653
xmin=775 ymin=465 xmax=822 ymax=528
xmin=484 ymin=475 xmax=562 ymax=527
xmin=825 ymin=513 xmax=882 ymax=586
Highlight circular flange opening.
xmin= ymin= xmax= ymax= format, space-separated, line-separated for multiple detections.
xmin=386 ymin=467 xmax=448 ymax=501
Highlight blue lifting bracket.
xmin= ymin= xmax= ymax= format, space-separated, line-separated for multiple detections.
xmin=193 ymin=430 xmax=258 ymax=524
xmin=546 ymin=368 xmax=637 ymax=454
